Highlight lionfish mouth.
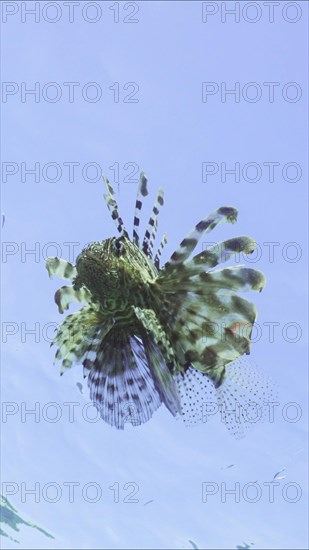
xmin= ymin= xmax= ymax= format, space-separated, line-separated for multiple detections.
xmin=45 ymin=171 xmax=276 ymax=436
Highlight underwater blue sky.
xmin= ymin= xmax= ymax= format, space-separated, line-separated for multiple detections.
xmin=1 ymin=1 xmax=308 ymax=549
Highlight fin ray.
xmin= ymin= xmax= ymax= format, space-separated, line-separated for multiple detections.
xmin=164 ymin=206 xmax=238 ymax=269
xmin=132 ymin=171 xmax=149 ymax=246
xmin=103 ymin=176 xmax=129 ymax=238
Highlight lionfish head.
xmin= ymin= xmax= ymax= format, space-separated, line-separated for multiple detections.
xmin=73 ymin=238 xmax=125 ymax=300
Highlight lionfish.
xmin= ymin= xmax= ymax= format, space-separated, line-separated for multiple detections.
xmin=46 ymin=173 xmax=274 ymax=436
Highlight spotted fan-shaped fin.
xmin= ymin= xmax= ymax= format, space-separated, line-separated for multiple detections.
xmin=164 ymin=206 xmax=238 ymax=269
xmin=175 ymin=366 xmax=217 ymax=425
xmin=45 ymin=257 xmax=77 ymax=280
xmin=216 ymin=360 xmax=278 ymax=438
xmin=175 ymin=359 xmax=278 ymax=438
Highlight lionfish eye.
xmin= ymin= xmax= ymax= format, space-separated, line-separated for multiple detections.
xmin=113 ymin=238 xmax=126 ymax=255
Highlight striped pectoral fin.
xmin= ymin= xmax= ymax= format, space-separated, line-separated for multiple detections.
xmin=158 ymin=263 xmax=260 ymax=330
xmin=206 ymin=325 xmax=252 ymax=364
xmin=199 ymin=266 xmax=266 ymax=292
xmin=179 ymin=329 xmax=251 ymax=388
xmin=182 ymin=292 xmax=258 ymax=330
xmin=54 ymin=285 xmax=92 ymax=313
xmin=45 ymin=257 xmax=77 ymax=280
xmin=182 ymin=318 xmax=257 ymax=390
xmin=53 ymin=305 xmax=111 ymax=374
xmin=166 ymin=290 xmax=259 ymax=390
xmin=164 ymin=206 xmax=238 ymax=269
xmin=190 ymin=236 xmax=256 ymax=271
